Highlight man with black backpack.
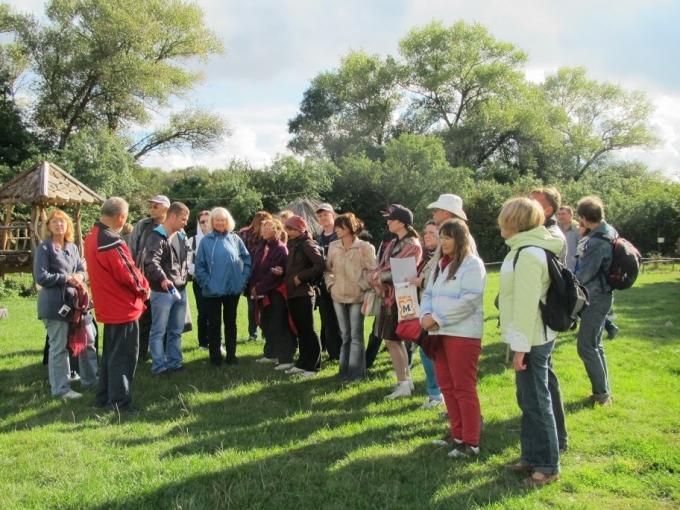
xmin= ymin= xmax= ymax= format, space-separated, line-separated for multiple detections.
xmin=574 ymin=196 xmax=617 ymax=406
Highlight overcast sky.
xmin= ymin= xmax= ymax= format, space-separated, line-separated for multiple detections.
xmin=8 ymin=0 xmax=680 ymax=177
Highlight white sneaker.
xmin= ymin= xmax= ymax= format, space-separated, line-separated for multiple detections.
xmin=407 ymin=376 xmax=415 ymax=391
xmin=198 ymin=346 xmax=208 ymax=351
xmin=255 ymin=357 xmax=278 ymax=364
xmin=220 ymin=347 xmax=227 ymax=357
xmin=448 ymin=443 xmax=480 ymax=458
xmin=70 ymin=371 xmax=81 ymax=382
xmin=60 ymin=390 xmax=83 ymax=400
xmin=285 ymin=366 xmax=306 ymax=375
xmin=275 ymin=363 xmax=295 ymax=371
xmin=420 ymin=395 xmax=444 ymax=409
xmin=384 ymin=381 xmax=412 ymax=400
xmin=300 ymin=371 xmax=318 ymax=378
xmin=432 ymin=433 xmax=461 ymax=447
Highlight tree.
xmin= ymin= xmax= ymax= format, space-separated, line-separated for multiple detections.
xmin=3 ymin=0 xmax=228 ymax=156
xmin=128 ymin=107 xmax=231 ymax=161
xmin=398 ymin=20 xmax=528 ymax=131
xmin=542 ymin=67 xmax=660 ymax=180
xmin=288 ymin=50 xmax=402 ymax=162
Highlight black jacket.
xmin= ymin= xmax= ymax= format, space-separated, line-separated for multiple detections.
xmin=143 ymin=225 xmax=189 ymax=292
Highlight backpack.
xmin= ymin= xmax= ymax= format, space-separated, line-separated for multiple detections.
xmin=514 ymin=246 xmax=590 ymax=332
xmin=591 ymin=233 xmax=641 ymax=290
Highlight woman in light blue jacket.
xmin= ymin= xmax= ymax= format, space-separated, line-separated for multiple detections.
xmin=420 ymin=219 xmax=486 ymax=459
xmin=195 ymin=207 xmax=251 ymax=366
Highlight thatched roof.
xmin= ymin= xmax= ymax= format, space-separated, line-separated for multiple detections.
xmin=0 ymin=161 xmax=105 ymax=206
xmin=279 ymin=198 xmax=323 ymax=235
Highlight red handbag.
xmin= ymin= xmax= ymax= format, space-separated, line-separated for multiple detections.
xmin=395 ymin=318 xmax=423 ymax=341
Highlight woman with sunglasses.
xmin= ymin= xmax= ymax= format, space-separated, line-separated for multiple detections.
xmin=188 ymin=210 xmax=211 ymax=350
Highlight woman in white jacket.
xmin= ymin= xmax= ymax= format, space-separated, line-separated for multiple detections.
xmin=325 ymin=213 xmax=376 ymax=382
xmin=420 ymin=219 xmax=486 ymax=458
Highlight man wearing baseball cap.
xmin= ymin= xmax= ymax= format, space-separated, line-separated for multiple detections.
xmin=128 ymin=195 xmax=170 ymax=362
xmin=315 ymin=203 xmax=342 ymax=362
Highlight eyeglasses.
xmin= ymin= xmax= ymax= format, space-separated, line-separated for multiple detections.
xmin=262 ymin=227 xmax=275 ymax=232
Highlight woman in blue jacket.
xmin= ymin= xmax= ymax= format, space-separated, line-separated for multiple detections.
xmin=195 ymin=207 xmax=251 ymax=366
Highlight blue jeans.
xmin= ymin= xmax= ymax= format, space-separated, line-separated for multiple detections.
xmin=577 ymin=288 xmax=613 ymax=399
xmin=514 ymin=340 xmax=560 ymax=475
xmin=149 ymin=289 xmax=187 ymax=374
xmin=43 ymin=319 xmax=97 ymax=396
xmin=419 ymin=347 xmax=442 ymax=398
xmin=333 ymin=302 xmax=366 ymax=381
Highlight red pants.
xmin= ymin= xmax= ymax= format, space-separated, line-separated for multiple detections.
xmin=433 ymin=336 xmax=482 ymax=445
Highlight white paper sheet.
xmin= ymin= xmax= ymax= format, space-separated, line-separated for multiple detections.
xmin=390 ymin=256 xmax=418 ymax=283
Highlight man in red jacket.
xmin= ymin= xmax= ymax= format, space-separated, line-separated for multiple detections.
xmin=85 ymin=197 xmax=150 ymax=414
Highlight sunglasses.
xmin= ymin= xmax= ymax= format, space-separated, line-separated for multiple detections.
xmin=199 ymin=220 xmax=208 ymax=225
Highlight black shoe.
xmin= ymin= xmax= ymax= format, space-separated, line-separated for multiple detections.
xmin=153 ymin=369 xmax=172 ymax=376
xmin=225 ymin=358 xmax=239 ymax=365
xmin=105 ymin=404 xmax=141 ymax=415
xmin=170 ymin=365 xmax=185 ymax=372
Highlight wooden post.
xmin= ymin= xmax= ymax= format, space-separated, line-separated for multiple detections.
xmin=2 ymin=204 xmax=13 ymax=250
xmin=74 ymin=204 xmax=83 ymax=256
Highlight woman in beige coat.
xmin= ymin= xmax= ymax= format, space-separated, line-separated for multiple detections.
xmin=325 ymin=213 xmax=376 ymax=382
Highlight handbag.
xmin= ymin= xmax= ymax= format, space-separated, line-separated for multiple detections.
xmin=394 ymin=282 xmax=420 ymax=321
xmin=361 ymin=290 xmax=381 ymax=317
xmin=395 ymin=318 xmax=423 ymax=341
xmin=357 ymin=240 xmax=373 ymax=291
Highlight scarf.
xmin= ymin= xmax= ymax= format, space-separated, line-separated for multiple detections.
xmin=67 ymin=285 xmax=90 ymax=357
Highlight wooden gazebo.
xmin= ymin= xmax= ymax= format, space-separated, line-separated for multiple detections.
xmin=0 ymin=161 xmax=105 ymax=275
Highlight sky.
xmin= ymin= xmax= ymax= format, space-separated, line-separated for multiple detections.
xmin=7 ymin=0 xmax=680 ymax=177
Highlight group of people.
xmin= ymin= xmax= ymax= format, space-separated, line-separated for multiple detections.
xmin=34 ymin=187 xmax=622 ymax=487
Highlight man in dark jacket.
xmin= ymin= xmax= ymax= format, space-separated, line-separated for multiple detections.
xmin=85 ymin=197 xmax=149 ymax=414
xmin=314 ymin=203 xmax=342 ymax=361
xmin=129 ymin=194 xmax=170 ymax=362
xmin=144 ymin=202 xmax=190 ymax=375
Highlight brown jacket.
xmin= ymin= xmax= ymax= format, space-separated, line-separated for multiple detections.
xmin=325 ymin=238 xmax=376 ymax=304
xmin=285 ymin=233 xmax=326 ymax=299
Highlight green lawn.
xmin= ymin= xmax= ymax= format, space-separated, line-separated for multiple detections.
xmin=0 ymin=270 xmax=678 ymax=509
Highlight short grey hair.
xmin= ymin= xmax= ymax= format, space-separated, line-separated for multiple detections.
xmin=101 ymin=197 xmax=129 ymax=217
xmin=209 ymin=207 xmax=236 ymax=232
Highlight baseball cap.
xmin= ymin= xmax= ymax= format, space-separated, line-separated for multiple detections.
xmin=147 ymin=195 xmax=170 ymax=208
xmin=316 ymin=203 xmax=334 ymax=214
xmin=381 ymin=204 xmax=413 ymax=225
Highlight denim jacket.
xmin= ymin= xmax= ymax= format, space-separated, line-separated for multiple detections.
xmin=575 ymin=221 xmax=616 ymax=293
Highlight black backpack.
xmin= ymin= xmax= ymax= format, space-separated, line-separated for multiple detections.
xmin=591 ymin=233 xmax=641 ymax=290
xmin=514 ymin=246 xmax=590 ymax=332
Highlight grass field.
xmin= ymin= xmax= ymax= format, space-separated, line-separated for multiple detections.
xmin=0 ymin=270 xmax=678 ymax=509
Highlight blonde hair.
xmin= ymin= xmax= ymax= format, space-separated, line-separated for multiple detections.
xmin=262 ymin=218 xmax=287 ymax=244
xmin=498 ymin=197 xmax=544 ymax=234
xmin=45 ymin=209 xmax=75 ymax=243
xmin=209 ymin=207 xmax=236 ymax=232
xmin=278 ymin=210 xmax=295 ymax=221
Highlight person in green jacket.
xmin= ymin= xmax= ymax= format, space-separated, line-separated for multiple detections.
xmin=498 ymin=197 xmax=565 ymax=487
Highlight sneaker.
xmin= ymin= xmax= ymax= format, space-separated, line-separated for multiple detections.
xmin=420 ymin=396 xmax=444 ymax=410
xmin=220 ymin=347 xmax=227 ymax=357
xmin=432 ymin=433 xmax=461 ymax=447
xmin=448 ymin=442 xmax=480 ymax=458
xmin=384 ymin=381 xmax=411 ymax=400
xmin=300 ymin=371 xmax=318 ymax=378
xmin=407 ymin=375 xmax=415 ymax=391
xmin=285 ymin=366 xmax=306 ymax=375
xmin=105 ymin=404 xmax=141 ymax=415
xmin=198 ymin=346 xmax=208 ymax=351
xmin=69 ymin=371 xmax=81 ymax=382
xmin=275 ymin=363 xmax=295 ymax=371
xmin=255 ymin=357 xmax=278 ymax=364
xmin=248 ymin=335 xmax=258 ymax=342
xmin=606 ymin=326 xmax=619 ymax=340
xmin=60 ymin=390 xmax=83 ymax=400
